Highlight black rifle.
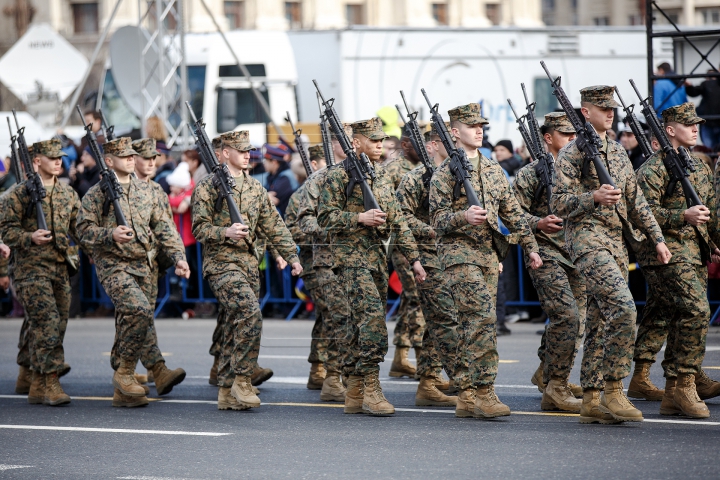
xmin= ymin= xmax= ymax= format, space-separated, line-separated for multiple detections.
xmin=12 ymin=110 xmax=48 ymax=232
xmin=99 ymin=109 xmax=115 ymax=141
xmin=540 ymin=61 xmax=616 ymax=188
xmin=421 ymin=88 xmax=481 ymax=207
xmin=316 ymin=92 xmax=335 ymax=166
xmin=629 ymin=79 xmax=702 ymax=208
xmin=185 ymin=101 xmax=246 ymax=226
xmin=615 ymin=86 xmax=653 ymax=159
xmin=313 ymin=80 xmax=380 ymax=211
xmin=76 ymin=106 xmax=132 ymax=236
xmin=286 ymin=112 xmax=313 ymax=178
xmin=6 ymin=117 xmax=22 ymax=183
xmin=397 ymin=91 xmax=435 ymax=208
xmin=507 ymin=97 xmax=556 ymax=216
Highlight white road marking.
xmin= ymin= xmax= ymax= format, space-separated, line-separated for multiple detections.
xmin=0 ymin=425 xmax=230 ymax=436
xmin=118 ymin=476 xmax=199 ymax=480
xmin=643 ymin=418 xmax=720 ymax=426
xmin=0 ymin=465 xmax=33 ymax=471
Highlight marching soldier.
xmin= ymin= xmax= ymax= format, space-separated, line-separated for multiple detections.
xmin=382 ymin=132 xmax=424 ymax=378
xmin=317 ymin=117 xmax=425 ymax=416
xmin=77 ymin=137 xmax=190 ymax=408
xmin=192 ymin=131 xmax=301 ymax=411
xmin=430 ymin=103 xmax=542 ymax=419
xmin=551 ymin=86 xmax=671 ymax=424
xmin=0 ymin=139 xmax=80 ymax=406
xmin=632 ymin=103 xmax=720 ymax=418
xmin=513 ymin=112 xmax=584 ymax=412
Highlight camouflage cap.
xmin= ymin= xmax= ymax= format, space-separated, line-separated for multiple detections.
xmin=350 ymin=117 xmax=388 ymax=140
xmin=425 ymin=121 xmax=456 ymax=142
xmin=132 ymin=138 xmax=159 ymax=159
xmin=662 ymin=102 xmax=705 ymax=125
xmin=580 ymin=85 xmax=619 ymax=108
xmin=308 ymin=144 xmax=325 ymax=159
xmin=212 ymin=130 xmax=257 ymax=152
xmin=104 ymin=137 xmax=138 ymax=157
xmin=448 ymin=103 xmax=489 ymax=125
xmin=31 ymin=138 xmax=67 ymax=158
xmin=543 ymin=112 xmax=576 ymax=134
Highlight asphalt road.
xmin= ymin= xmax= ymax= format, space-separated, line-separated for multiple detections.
xmin=1 ymin=318 xmax=719 ymax=479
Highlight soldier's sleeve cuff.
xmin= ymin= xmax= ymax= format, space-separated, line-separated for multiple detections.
xmin=579 ymin=192 xmax=596 ymax=215
xmin=669 ymin=210 xmax=685 ymax=230
xmin=102 ymin=228 xmax=115 ymax=246
xmin=172 ymin=252 xmax=186 ymax=265
xmin=287 ymin=255 xmax=300 ymax=265
xmin=21 ymin=232 xmax=33 ymax=250
xmin=450 ymin=211 xmax=467 ymax=230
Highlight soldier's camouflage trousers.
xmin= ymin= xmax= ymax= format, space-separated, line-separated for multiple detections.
xmin=576 ymin=250 xmax=635 ymax=390
xmin=307 ymin=267 xmax=344 ymax=374
xmin=16 ymin=313 xmax=31 ymax=368
xmin=635 ymin=263 xmax=709 ymax=378
xmin=208 ymin=269 xmax=262 ymax=387
xmin=14 ymin=263 xmax=70 ymax=374
xmin=391 ymin=249 xmax=425 ymax=348
xmin=446 ymin=263 xmax=499 ymax=389
xmin=336 ymin=267 xmax=388 ymax=376
xmin=416 ymin=266 xmax=459 ymax=380
xmin=529 ymin=259 xmax=586 ymax=382
xmin=303 ymin=270 xmax=328 ymax=366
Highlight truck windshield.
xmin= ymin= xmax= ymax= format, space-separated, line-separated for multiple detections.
xmin=216 ymin=87 xmax=270 ymax=132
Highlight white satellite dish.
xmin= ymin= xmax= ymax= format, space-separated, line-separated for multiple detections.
xmin=109 ymin=25 xmax=179 ymax=118
xmin=0 ymin=23 xmax=89 ymax=104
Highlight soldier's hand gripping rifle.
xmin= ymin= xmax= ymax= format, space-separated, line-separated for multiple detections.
xmin=421 ymin=88 xmax=481 ymax=207
xmin=12 ymin=110 xmax=49 ymax=232
xmin=286 ymin=112 xmax=313 ymax=178
xmin=316 ymin=92 xmax=335 ymax=167
xmin=185 ymin=102 xmax=246 ymax=226
xmin=615 ymin=86 xmax=653 ymax=159
xmin=6 ymin=117 xmax=23 ymax=185
xmin=629 ymin=79 xmax=702 ymax=208
xmin=397 ymin=91 xmax=436 ymax=208
xmin=99 ymin=109 xmax=116 ymax=141
xmin=313 ymin=80 xmax=380 ymax=211
xmin=540 ymin=61 xmax=616 ymax=188
xmin=76 ymin=106 xmax=132 ymax=237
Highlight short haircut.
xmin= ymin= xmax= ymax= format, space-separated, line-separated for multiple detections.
xmin=310 ymin=153 xmax=323 ymax=162
xmin=85 ymin=110 xmax=102 ymax=121
xmin=540 ymin=124 xmax=554 ymax=136
xmin=657 ymin=62 xmax=672 ymax=72
xmin=449 ymin=120 xmax=462 ymax=131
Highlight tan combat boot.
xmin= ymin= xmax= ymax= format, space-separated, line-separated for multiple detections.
xmin=389 ymin=347 xmax=416 ymax=378
xmin=15 ymin=365 xmax=31 ymax=394
xmin=134 ymin=373 xmax=148 ymax=384
xmin=44 ymin=373 xmax=71 ymax=406
xmin=579 ymin=389 xmax=620 ymax=424
xmin=28 ymin=371 xmax=45 ymax=405
xmin=362 ymin=372 xmax=395 ymax=415
xmin=307 ymin=362 xmax=326 ymax=390
xmin=601 ymin=380 xmax=643 ymax=422
xmin=659 ymin=377 xmax=681 ymax=416
xmin=113 ymin=360 xmax=146 ymax=397
xmin=568 ymin=383 xmax=583 ymax=398
xmin=58 ymin=363 xmax=71 ymax=378
xmin=230 ymin=375 xmax=261 ymax=408
xmin=694 ymin=369 xmax=720 ymax=400
xmin=209 ymin=356 xmax=219 ymax=386
xmin=218 ymin=387 xmax=249 ymax=411
xmin=151 ymin=361 xmax=186 ymax=396
xmin=147 ymin=370 xmax=154 ymax=383
xmin=455 ymin=388 xmax=476 ymax=418
xmin=320 ymin=372 xmax=346 ymax=402
xmin=628 ymin=361 xmax=664 ymax=401
xmin=474 ymin=385 xmax=511 ymax=418
xmin=415 ymin=376 xmax=457 ymax=407
xmin=413 ymin=347 xmax=423 ymax=379
xmin=433 ymin=373 xmax=450 ymax=391
xmin=113 ymin=388 xmax=149 ymax=408
xmin=250 ymin=365 xmax=274 ymax=386
xmin=344 ymin=375 xmax=365 ymax=414
xmin=674 ymin=374 xmax=710 ymax=418
xmin=531 ymin=362 xmax=546 ymax=393
xmin=541 ymin=377 xmax=582 ymax=413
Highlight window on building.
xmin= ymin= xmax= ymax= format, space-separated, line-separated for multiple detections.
xmin=432 ymin=3 xmax=448 ymax=26
xmin=346 ymin=3 xmax=365 ymax=25
xmin=701 ymin=8 xmax=720 ymax=25
xmin=224 ymin=1 xmax=245 ymax=30
xmin=72 ymin=3 xmax=99 ymax=34
xmin=593 ymin=16 xmax=609 ymax=26
xmin=541 ymin=0 xmax=555 ymax=25
xmin=285 ymin=1 xmax=302 ymax=29
xmin=486 ymin=3 xmax=500 ymax=26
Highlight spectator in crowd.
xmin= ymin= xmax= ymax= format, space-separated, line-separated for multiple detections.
xmin=167 ymin=162 xmax=195 ymax=247
xmin=654 ymin=62 xmax=688 ymax=115
xmin=606 ymin=128 xmax=617 ymax=142
xmin=0 ymin=156 xmax=18 ymax=194
xmin=153 ymin=141 xmax=175 ymax=194
xmin=182 ymin=149 xmax=208 ymax=184
xmin=686 ymin=69 xmax=720 ymax=149
xmin=263 ymin=143 xmax=297 ymax=217
xmin=70 ymin=145 xmax=102 ymax=198
xmin=493 ymin=139 xmax=523 ymax=177
xmin=619 ymin=126 xmax=648 ymax=170
xmin=248 ymin=149 xmax=267 ymax=185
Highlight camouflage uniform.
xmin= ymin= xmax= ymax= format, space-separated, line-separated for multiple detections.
xmin=317 ymin=118 xmax=420 ymax=377
xmin=396 ymin=164 xmax=458 ymax=379
xmin=191 ymin=131 xmax=299 ymax=388
xmin=0 ymin=139 xmax=80 ymax=374
xmin=551 ymin=87 xmax=665 ymax=390
xmin=77 ymin=138 xmax=186 ymax=370
xmin=382 ymin=152 xmax=425 ymax=348
xmin=512 ymin=113 xmax=586 ymax=382
xmin=430 ymin=103 xmax=539 ymax=389
xmin=634 ymin=103 xmax=719 ymax=378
